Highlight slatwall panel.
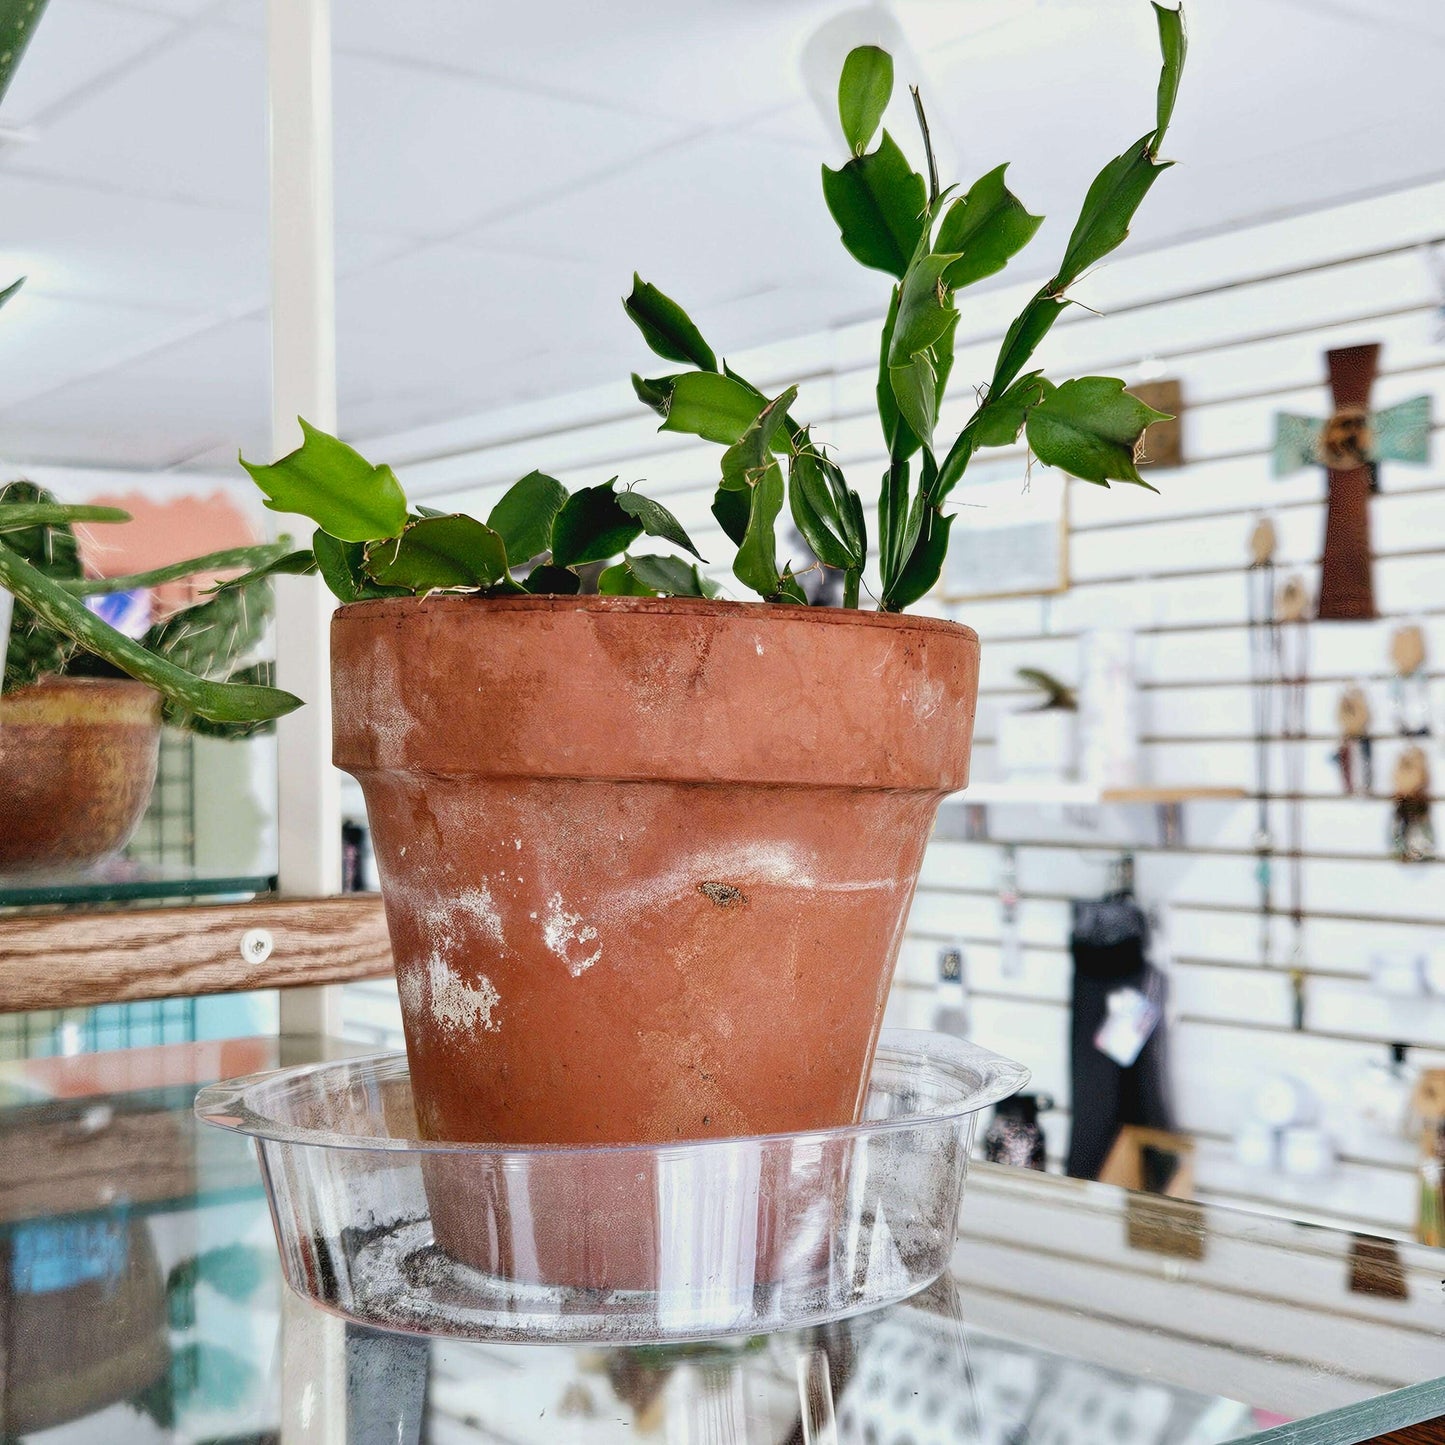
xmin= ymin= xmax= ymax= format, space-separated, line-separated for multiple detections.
xmin=357 ymin=178 xmax=1445 ymax=1238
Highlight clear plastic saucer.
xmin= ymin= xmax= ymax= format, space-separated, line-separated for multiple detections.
xmin=195 ymin=1028 xmax=1026 ymax=1344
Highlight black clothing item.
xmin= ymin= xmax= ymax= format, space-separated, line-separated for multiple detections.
xmin=1065 ymin=896 xmax=1174 ymax=1180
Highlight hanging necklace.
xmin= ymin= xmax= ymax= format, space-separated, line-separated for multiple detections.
xmin=1277 ymin=573 xmax=1311 ymax=1029
xmin=1246 ymin=517 xmax=1280 ymax=966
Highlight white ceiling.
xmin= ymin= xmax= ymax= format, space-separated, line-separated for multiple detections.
xmin=0 ymin=0 xmax=1442 ymax=472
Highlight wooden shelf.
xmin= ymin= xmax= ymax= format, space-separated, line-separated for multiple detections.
xmin=0 ymin=894 xmax=392 ymax=1014
xmin=1100 ymin=786 xmax=1248 ymax=804
xmin=950 ymin=783 xmax=1247 ymax=806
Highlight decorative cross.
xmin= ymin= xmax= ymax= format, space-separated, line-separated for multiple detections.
xmin=1272 ymin=343 xmax=1431 ymax=620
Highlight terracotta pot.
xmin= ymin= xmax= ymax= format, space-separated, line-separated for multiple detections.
xmin=0 ymin=678 xmax=162 ymax=873
xmin=332 ymin=596 xmax=980 ymax=1284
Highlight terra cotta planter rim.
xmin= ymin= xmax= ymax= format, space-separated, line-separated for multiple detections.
xmin=4 ymin=675 xmax=159 ymax=697
xmin=332 ymin=592 xmax=978 ymax=646
xmin=0 ymin=675 xmax=162 ymax=719
xmin=331 ymin=593 xmax=979 ymax=790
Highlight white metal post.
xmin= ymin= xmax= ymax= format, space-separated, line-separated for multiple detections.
xmin=268 ymin=0 xmax=343 ymax=1038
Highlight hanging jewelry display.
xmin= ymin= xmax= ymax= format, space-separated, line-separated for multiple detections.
xmin=1277 ymin=574 xmax=1311 ymax=1029
xmin=998 ymin=844 xmax=1022 ymax=979
xmin=1390 ymin=623 xmax=1431 ymax=738
xmin=1391 ymin=745 xmax=1435 ymax=863
xmin=1334 ymin=684 xmax=1373 ymax=795
xmin=1246 ymin=516 xmax=1281 ymax=966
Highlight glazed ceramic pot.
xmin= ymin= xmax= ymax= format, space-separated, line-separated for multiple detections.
xmin=0 ymin=678 xmax=162 ymax=873
xmin=332 ymin=596 xmax=981 ymax=1281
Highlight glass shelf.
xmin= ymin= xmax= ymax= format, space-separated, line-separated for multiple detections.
xmin=0 ymin=861 xmax=276 ymax=910
xmin=2 ymin=1033 xmax=1443 ymax=1444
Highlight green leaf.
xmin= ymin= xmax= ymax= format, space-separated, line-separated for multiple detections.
xmin=776 ymin=565 xmax=810 ymax=605
xmin=989 ymin=294 xmax=1069 ymax=400
xmin=312 ymin=530 xmax=407 ymax=603
xmin=1017 ymin=666 xmax=1077 ymax=710
xmin=971 ymin=372 xmax=1053 ymax=448
xmin=661 ymin=371 xmax=766 ymax=446
xmin=821 ymin=131 xmax=926 ymax=278
xmin=0 ymin=276 xmax=24 ymax=312
xmin=0 ymin=539 xmax=301 ymax=724
xmin=0 ymin=485 xmax=80 ymax=580
xmin=838 ymin=45 xmax=893 ymax=156
xmin=523 ymin=563 xmax=581 ymax=595
xmin=883 ymin=510 xmax=953 ymax=611
xmin=933 ymin=300 xmax=957 ymax=401
xmin=711 ymin=485 xmax=750 ymax=547
xmin=627 ymin=552 xmax=719 ymax=598
xmin=597 ymin=560 xmax=657 ymax=596
xmin=313 ymin=530 xmax=367 ymax=602
xmin=889 ymin=348 xmax=942 ymax=454
xmin=1055 ymin=134 xmax=1169 ymax=291
xmin=1024 ymin=376 xmax=1169 ymax=487
xmin=888 ymin=251 xmax=960 ymax=364
xmin=955 ymin=5 xmax=1186 ymax=465
xmin=551 ymin=480 xmax=644 ymax=567
xmin=733 ymin=463 xmax=784 ymax=598
xmin=143 ymin=583 xmax=269 ymax=680
xmin=878 ymin=458 xmax=908 ymax=588
xmin=936 ymin=164 xmax=1043 ymax=289
xmin=162 ymin=661 xmax=283 ymax=740
xmin=623 ymin=276 xmax=717 ymax=371
xmin=70 ymin=542 xmax=298 ymax=596
xmin=888 ymin=248 xmax=960 ymax=455
xmin=365 ymin=514 xmax=510 ymax=590
xmin=632 ymin=372 xmax=676 ymax=418
xmin=240 ymin=420 xmax=408 ymax=542
xmin=720 ymin=385 xmax=797 ymax=491
xmin=1153 ymin=3 xmax=1187 ymax=147
xmin=0 ymin=502 xmax=129 ymax=533
xmin=788 ymin=449 xmax=855 ymax=570
xmin=877 ymin=287 xmax=919 ymax=463
xmin=1053 ymin=10 xmax=1184 ymax=290
xmin=487 ymin=470 xmax=568 ymax=565
xmin=616 ymin=489 xmax=704 ymax=560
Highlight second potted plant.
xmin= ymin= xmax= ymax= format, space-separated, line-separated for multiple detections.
xmin=0 ymin=481 xmax=288 ymax=872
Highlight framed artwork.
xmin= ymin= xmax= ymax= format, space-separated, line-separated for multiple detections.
xmin=939 ymin=457 xmax=1069 ymax=601
xmin=1131 ymin=378 xmax=1185 ymax=469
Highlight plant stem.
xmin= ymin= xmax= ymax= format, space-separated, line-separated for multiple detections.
xmin=0 ymin=504 xmax=130 ymax=532
xmin=843 ymin=569 xmax=861 ymax=609
xmin=910 ymin=84 xmax=940 ymax=206
xmin=58 ymin=543 xmax=289 ymax=596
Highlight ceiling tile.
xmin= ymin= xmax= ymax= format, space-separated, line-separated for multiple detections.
xmin=0 ymin=288 xmax=212 ymax=410
xmin=3 ymin=25 xmax=268 ymax=211
xmin=461 ymin=129 xmax=873 ymax=318
xmin=0 ymin=173 xmax=262 ymax=312
xmin=0 ymin=0 xmax=176 ymax=127
xmin=330 ymin=51 xmax=691 ymax=239
xmin=335 ymin=243 xmax=629 ymax=431
xmin=106 ymin=0 xmax=227 ymax=16
xmin=0 ymin=315 xmax=271 ymax=470
xmin=323 ymin=0 xmax=846 ymax=128
xmin=0 ymin=172 xmax=412 ymax=315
